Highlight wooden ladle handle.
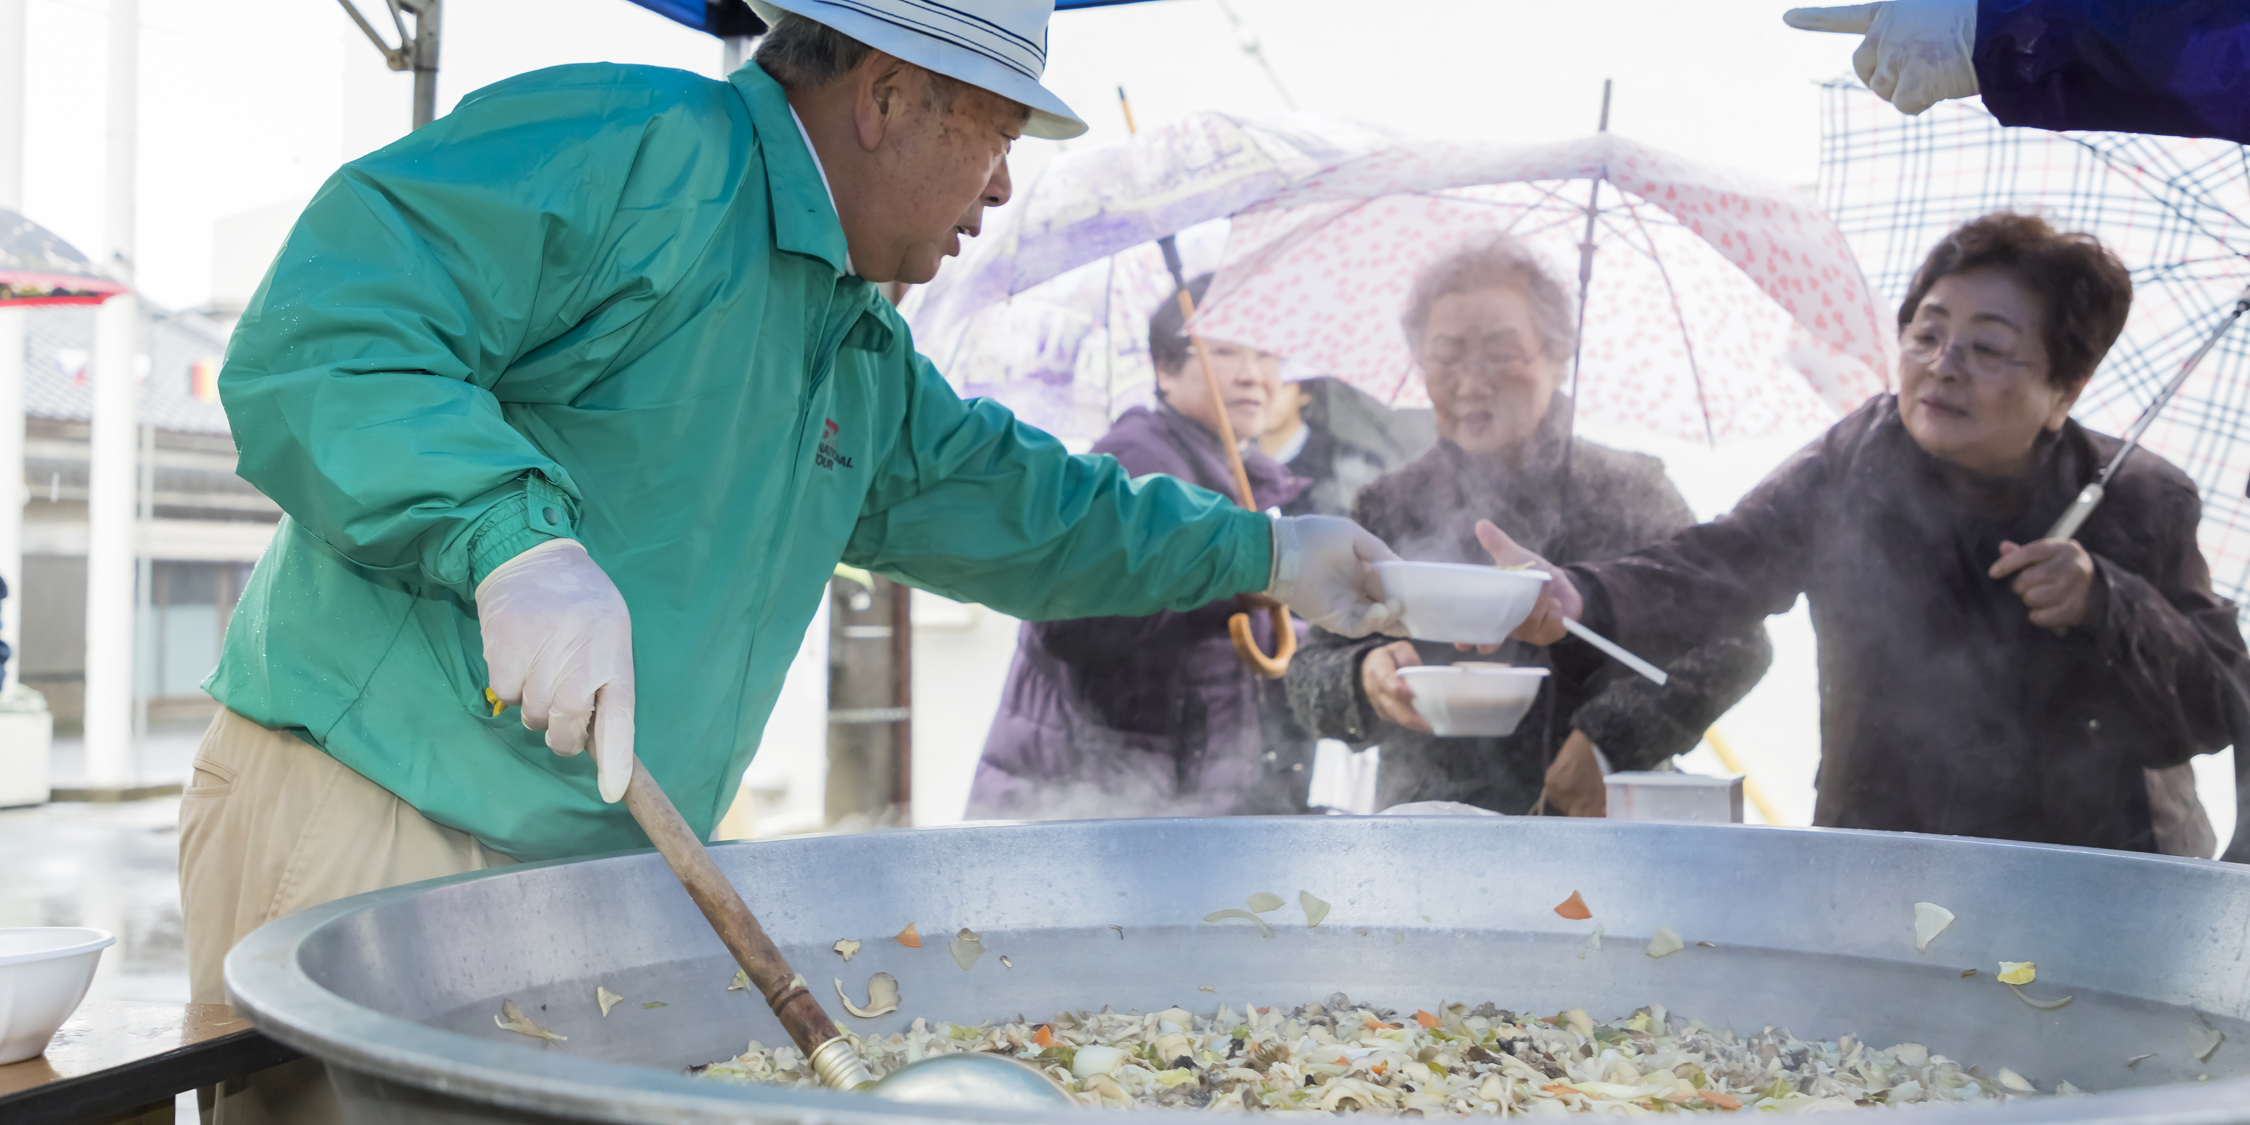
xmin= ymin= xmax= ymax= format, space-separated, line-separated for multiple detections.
xmin=621 ymin=758 xmax=843 ymax=1060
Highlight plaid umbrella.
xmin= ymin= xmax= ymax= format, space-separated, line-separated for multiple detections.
xmin=1817 ymin=81 xmax=2250 ymax=602
xmin=1188 ymin=133 xmax=1894 ymax=445
xmin=898 ymin=111 xmax=1387 ymax=441
xmin=0 ymin=209 xmax=126 ymax=307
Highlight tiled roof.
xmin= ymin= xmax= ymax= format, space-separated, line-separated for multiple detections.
xmin=21 ymin=304 xmax=236 ymax=437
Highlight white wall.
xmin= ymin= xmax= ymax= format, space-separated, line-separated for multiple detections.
xmin=716 ymin=595 xmax=830 ymax=839
xmin=909 ymin=589 xmax=1022 ymax=826
xmin=209 ymin=197 xmax=310 ymax=316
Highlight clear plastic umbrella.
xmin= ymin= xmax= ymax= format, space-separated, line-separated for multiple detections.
xmin=1189 ymin=132 xmax=1894 ymax=446
xmin=904 ymin=219 xmax=1230 ymax=444
xmin=900 ymin=111 xmax=1388 ymax=441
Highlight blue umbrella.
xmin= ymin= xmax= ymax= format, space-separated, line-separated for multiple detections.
xmin=619 ymin=0 xmax=1151 ymax=37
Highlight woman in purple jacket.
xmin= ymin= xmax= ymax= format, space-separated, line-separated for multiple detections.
xmin=965 ymin=276 xmax=1311 ymax=819
xmin=1788 ymin=0 xmax=2250 ymax=142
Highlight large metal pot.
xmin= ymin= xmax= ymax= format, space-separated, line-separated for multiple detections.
xmin=226 ymin=817 xmax=2250 ymax=1124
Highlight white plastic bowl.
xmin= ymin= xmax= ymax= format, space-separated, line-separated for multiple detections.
xmin=1397 ymin=663 xmax=1551 ymax=736
xmin=0 ymin=927 xmax=114 ymax=1063
xmin=1373 ymin=561 xmax=1550 ymax=644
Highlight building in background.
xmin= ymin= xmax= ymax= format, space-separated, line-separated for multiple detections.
xmin=18 ymin=302 xmax=275 ymax=732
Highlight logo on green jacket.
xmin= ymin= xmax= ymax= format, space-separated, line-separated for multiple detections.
xmin=816 ymin=418 xmax=854 ymax=470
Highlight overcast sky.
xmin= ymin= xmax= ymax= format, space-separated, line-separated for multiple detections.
xmin=18 ymin=0 xmax=1855 ymax=311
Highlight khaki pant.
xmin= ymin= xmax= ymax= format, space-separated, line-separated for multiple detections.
xmin=180 ymin=708 xmax=513 ymax=1123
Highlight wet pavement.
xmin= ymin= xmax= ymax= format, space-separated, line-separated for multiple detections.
xmin=0 ymin=794 xmax=190 ymax=1003
xmin=45 ymin=726 xmax=207 ymax=791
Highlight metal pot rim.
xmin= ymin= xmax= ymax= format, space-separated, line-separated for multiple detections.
xmin=225 ymin=818 xmax=2250 ymax=1125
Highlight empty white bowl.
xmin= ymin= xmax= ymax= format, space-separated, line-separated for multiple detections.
xmin=1397 ymin=664 xmax=1550 ymax=736
xmin=0 ymin=927 xmax=114 ymax=1063
xmin=1373 ymin=561 xmax=1550 ymax=644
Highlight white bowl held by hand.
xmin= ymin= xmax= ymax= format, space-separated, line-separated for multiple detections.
xmin=0 ymin=927 xmax=114 ymax=1063
xmin=1373 ymin=561 xmax=1550 ymax=644
xmin=1397 ymin=664 xmax=1550 ymax=737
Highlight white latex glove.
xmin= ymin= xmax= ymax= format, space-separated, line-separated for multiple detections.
xmin=1786 ymin=0 xmax=1978 ymax=115
xmin=476 ymin=538 xmax=636 ymax=803
xmin=1267 ymin=514 xmax=1404 ymax=638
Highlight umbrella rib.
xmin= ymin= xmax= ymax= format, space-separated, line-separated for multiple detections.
xmin=1592 ymin=211 xmax=1669 ymax=265
xmin=1616 ymin=193 xmax=1719 ymax=446
xmin=2061 ymin=134 xmax=2250 ymax=260
xmin=1103 ymin=250 xmax=1120 ymax=422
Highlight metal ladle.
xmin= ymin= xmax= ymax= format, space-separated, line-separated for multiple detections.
xmin=619 ymin=759 xmax=1072 ymax=1108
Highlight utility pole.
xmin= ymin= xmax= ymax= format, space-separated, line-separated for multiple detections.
xmin=0 ymin=0 xmax=28 ymax=692
xmin=84 ymin=0 xmax=140 ymax=788
xmin=336 ymin=0 xmax=443 ymax=129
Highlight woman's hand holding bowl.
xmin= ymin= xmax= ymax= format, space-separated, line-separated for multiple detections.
xmin=1361 ymin=640 xmax=1433 ymax=733
xmin=1473 ymin=519 xmax=1581 ymax=645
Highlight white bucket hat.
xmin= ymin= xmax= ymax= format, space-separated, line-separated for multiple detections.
xmin=746 ymin=0 xmax=1088 ymax=140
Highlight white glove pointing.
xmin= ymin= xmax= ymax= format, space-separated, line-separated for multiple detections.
xmin=1786 ymin=0 xmax=1979 ymax=115
xmin=477 ymin=538 xmax=636 ymax=803
xmin=1266 ymin=515 xmax=1405 ymax=638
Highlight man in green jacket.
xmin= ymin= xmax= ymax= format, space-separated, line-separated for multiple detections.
xmin=181 ymin=5 xmax=1398 ymax=1111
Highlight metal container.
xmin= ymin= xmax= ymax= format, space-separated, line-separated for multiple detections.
xmin=1605 ymin=771 xmax=1746 ymax=823
xmin=226 ymin=817 xmax=2250 ymax=1124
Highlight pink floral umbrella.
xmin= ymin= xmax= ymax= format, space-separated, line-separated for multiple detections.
xmin=1192 ymin=133 xmax=1893 ymax=445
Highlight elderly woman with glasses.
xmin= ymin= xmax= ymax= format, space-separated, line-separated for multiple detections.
xmin=1283 ymin=234 xmax=1773 ymax=816
xmin=1486 ymin=212 xmax=2250 ymax=853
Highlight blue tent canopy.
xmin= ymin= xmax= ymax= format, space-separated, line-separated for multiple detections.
xmin=624 ymin=0 xmax=1154 ymax=37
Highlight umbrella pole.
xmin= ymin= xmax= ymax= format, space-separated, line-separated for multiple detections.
xmin=2045 ymin=282 xmax=2250 ymax=542
xmin=1176 ymin=289 xmax=1296 ymax=680
xmin=1120 ymin=86 xmax=1294 ymax=678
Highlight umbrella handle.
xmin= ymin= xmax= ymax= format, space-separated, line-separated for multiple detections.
xmin=1177 ymin=288 xmax=1295 ymax=678
xmin=1229 ymin=603 xmax=1298 ymax=679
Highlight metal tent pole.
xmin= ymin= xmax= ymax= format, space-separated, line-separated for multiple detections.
xmin=84 ymin=0 xmax=140 ymax=786
xmin=403 ymin=0 xmax=441 ymax=129
xmin=337 ymin=0 xmax=442 ymax=129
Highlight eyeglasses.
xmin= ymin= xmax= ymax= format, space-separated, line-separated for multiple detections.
xmin=1900 ymin=325 xmax=2041 ymax=382
xmin=1421 ymin=334 xmax=1539 ymax=378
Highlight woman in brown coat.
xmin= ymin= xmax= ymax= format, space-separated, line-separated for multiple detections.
xmin=1490 ymin=214 xmax=2250 ymax=853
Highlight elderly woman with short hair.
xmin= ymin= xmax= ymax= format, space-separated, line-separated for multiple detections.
xmin=969 ymin=275 xmax=1314 ymax=819
xmin=1492 ymin=213 xmax=2250 ymax=852
xmin=1283 ymin=234 xmax=1773 ymax=815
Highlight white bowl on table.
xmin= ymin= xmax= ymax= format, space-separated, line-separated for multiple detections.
xmin=0 ymin=927 xmax=115 ymax=1064
xmin=1397 ymin=663 xmax=1551 ymax=736
xmin=1373 ymin=561 xmax=1550 ymax=644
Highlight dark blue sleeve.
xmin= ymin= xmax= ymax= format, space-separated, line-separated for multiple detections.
xmin=1975 ymin=0 xmax=2250 ymax=142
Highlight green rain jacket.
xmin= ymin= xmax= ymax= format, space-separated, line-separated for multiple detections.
xmin=207 ymin=62 xmax=1272 ymax=861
